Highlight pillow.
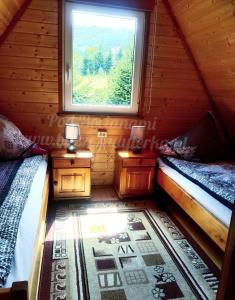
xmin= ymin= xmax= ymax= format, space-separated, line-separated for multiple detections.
xmin=29 ymin=143 xmax=48 ymax=156
xmin=160 ymin=112 xmax=230 ymax=162
xmin=157 ymin=143 xmax=177 ymax=157
xmin=0 ymin=115 xmax=47 ymax=161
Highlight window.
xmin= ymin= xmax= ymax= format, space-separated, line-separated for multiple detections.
xmin=63 ymin=2 xmax=145 ymax=114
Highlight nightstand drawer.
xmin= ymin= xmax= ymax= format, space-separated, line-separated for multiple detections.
xmin=122 ymin=158 xmax=156 ymax=167
xmin=53 ymin=158 xmax=90 ymax=169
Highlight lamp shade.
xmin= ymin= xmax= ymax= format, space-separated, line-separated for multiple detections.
xmin=130 ymin=126 xmax=145 ymax=141
xmin=64 ymin=123 xmax=80 ymax=140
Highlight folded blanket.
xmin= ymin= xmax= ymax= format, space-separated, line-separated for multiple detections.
xmin=0 ymin=155 xmax=43 ymax=286
xmin=162 ymin=157 xmax=235 ymax=210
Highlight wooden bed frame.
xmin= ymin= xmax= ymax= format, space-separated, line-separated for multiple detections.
xmin=0 ymin=170 xmax=49 ymax=300
xmin=157 ymin=168 xmax=228 ymax=252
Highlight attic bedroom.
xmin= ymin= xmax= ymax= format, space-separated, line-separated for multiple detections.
xmin=0 ymin=0 xmax=234 ymax=299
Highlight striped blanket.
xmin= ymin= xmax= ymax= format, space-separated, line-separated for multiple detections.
xmin=0 ymin=156 xmax=43 ymax=287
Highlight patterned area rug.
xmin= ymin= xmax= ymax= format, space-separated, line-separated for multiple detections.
xmin=38 ymin=201 xmax=219 ymax=300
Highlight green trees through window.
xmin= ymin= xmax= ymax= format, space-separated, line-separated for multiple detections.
xmin=72 ymin=13 xmax=136 ymax=107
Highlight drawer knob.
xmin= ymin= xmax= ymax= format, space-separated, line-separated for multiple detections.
xmin=70 ymin=159 xmax=75 ymax=165
xmin=54 ymin=180 xmax=58 ymax=185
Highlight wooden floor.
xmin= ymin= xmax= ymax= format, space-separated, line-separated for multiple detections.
xmin=90 ymin=186 xmax=119 ymax=201
xmin=90 ymin=186 xmax=155 ymax=202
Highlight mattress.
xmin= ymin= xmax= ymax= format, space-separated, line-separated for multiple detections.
xmin=4 ymin=156 xmax=48 ymax=288
xmin=157 ymin=158 xmax=232 ymax=227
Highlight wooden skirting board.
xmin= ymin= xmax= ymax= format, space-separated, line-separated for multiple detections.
xmin=0 ymin=170 xmax=49 ymax=300
xmin=157 ymin=168 xmax=228 ymax=252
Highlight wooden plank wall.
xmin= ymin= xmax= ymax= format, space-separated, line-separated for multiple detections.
xmin=142 ymin=0 xmax=210 ymax=138
xmin=0 ymin=0 xmax=26 ymax=37
xmin=169 ymin=0 xmax=235 ymax=141
xmin=0 ymin=0 xmax=210 ymax=186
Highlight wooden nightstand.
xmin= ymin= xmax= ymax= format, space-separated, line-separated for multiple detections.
xmin=51 ymin=149 xmax=92 ymax=200
xmin=114 ymin=150 xmax=157 ymax=199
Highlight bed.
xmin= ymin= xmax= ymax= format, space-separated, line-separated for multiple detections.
xmin=0 ymin=155 xmax=49 ymax=300
xmin=157 ymin=157 xmax=235 ymax=252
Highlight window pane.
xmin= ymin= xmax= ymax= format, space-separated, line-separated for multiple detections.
xmin=72 ymin=10 xmax=136 ymax=107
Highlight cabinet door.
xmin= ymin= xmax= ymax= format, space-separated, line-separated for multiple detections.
xmin=122 ymin=167 xmax=154 ymax=195
xmin=53 ymin=168 xmax=90 ymax=198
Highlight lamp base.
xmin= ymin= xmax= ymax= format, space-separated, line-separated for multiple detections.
xmin=67 ymin=140 xmax=77 ymax=153
xmin=131 ymin=146 xmax=142 ymax=154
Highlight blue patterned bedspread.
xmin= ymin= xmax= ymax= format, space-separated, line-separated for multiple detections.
xmin=0 ymin=156 xmax=43 ymax=287
xmin=162 ymin=157 xmax=235 ymax=210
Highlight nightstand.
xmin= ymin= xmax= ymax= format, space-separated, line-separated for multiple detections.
xmin=51 ymin=149 xmax=93 ymax=200
xmin=114 ymin=150 xmax=157 ymax=199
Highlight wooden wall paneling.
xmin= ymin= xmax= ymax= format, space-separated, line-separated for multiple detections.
xmin=0 ymin=79 xmax=58 ymax=92
xmin=0 ymin=91 xmax=59 ymax=103
xmin=162 ymin=1 xmax=216 ymax=112
xmin=0 ymin=55 xmax=58 ymax=70
xmin=169 ymin=0 xmax=235 ymax=141
xmin=0 ymin=68 xmax=58 ymax=81
xmin=29 ymin=0 xmax=58 ymax=12
xmin=0 ymin=0 xmax=211 ymax=185
xmin=0 ymin=44 xmax=58 ymax=59
xmin=21 ymin=8 xmax=58 ymax=24
xmin=0 ymin=102 xmax=58 ymax=114
xmin=143 ymin=0 xmax=210 ymax=138
xmin=13 ymin=21 xmax=58 ymax=36
xmin=5 ymin=32 xmax=58 ymax=47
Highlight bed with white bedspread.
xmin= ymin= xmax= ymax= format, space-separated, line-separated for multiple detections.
xmin=157 ymin=157 xmax=235 ymax=251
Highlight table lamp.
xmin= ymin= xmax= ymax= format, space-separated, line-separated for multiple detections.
xmin=130 ymin=125 xmax=145 ymax=153
xmin=64 ymin=123 xmax=80 ymax=153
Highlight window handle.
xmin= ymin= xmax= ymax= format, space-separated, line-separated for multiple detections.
xmin=66 ymin=64 xmax=70 ymax=81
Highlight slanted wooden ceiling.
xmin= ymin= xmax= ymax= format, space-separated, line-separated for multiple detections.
xmin=0 ymin=0 xmax=211 ymax=186
xmin=1 ymin=0 xmax=233 ymax=142
xmin=0 ymin=0 xmax=233 ymax=184
xmin=169 ymin=0 xmax=235 ymax=141
xmin=0 ymin=0 xmax=28 ymax=41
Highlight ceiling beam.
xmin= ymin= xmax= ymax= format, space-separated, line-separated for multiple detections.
xmin=0 ymin=0 xmax=32 ymax=47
